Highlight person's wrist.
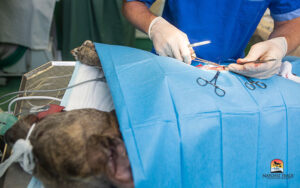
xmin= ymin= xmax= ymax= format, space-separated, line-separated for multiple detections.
xmin=268 ymin=37 xmax=288 ymax=58
xmin=147 ymin=16 xmax=161 ymax=39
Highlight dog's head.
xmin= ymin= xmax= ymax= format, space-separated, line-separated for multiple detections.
xmin=71 ymin=40 xmax=101 ymax=67
xmin=70 ymin=40 xmax=93 ymax=60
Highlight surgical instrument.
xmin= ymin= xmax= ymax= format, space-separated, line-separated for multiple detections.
xmin=0 ymin=77 xmax=106 ymax=101
xmin=192 ymin=57 xmax=266 ymax=93
xmin=222 ymin=58 xmax=277 ymax=65
xmin=244 ymin=77 xmax=267 ymax=90
xmin=193 ymin=57 xmax=223 ymax=67
xmin=189 ymin=40 xmax=211 ymax=48
xmin=197 ymin=71 xmax=226 ymax=97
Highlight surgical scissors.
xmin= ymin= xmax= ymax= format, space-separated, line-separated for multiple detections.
xmin=244 ymin=77 xmax=267 ymax=90
xmin=197 ymin=71 xmax=226 ymax=97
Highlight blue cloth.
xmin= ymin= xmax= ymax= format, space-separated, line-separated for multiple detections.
xmin=283 ymin=56 xmax=300 ymax=76
xmin=269 ymin=0 xmax=300 ymax=21
xmin=95 ymin=43 xmax=300 ymax=188
xmin=27 ymin=177 xmax=44 ymax=188
xmin=127 ymin=0 xmax=300 ymax=62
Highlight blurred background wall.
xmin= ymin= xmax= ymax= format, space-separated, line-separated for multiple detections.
xmin=0 ymin=0 xmax=165 ymax=76
xmin=0 ymin=0 xmax=157 ymax=111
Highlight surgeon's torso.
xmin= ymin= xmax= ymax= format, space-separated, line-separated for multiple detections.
xmin=162 ymin=0 xmax=269 ymax=63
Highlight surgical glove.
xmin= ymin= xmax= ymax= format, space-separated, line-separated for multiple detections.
xmin=228 ymin=37 xmax=287 ymax=79
xmin=148 ymin=17 xmax=192 ymax=64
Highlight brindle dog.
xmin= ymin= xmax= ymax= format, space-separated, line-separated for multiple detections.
xmin=4 ymin=109 xmax=133 ymax=188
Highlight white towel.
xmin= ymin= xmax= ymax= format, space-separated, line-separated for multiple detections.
xmin=278 ymin=61 xmax=300 ymax=83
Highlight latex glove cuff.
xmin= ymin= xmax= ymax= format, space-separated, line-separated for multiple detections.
xmin=148 ymin=16 xmax=162 ymax=39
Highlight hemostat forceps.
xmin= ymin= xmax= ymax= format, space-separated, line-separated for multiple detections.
xmin=192 ymin=57 xmax=229 ymax=71
xmin=193 ymin=57 xmax=221 ymax=67
xmin=222 ymin=58 xmax=277 ymax=65
xmin=197 ymin=71 xmax=226 ymax=97
xmin=244 ymin=77 xmax=267 ymax=90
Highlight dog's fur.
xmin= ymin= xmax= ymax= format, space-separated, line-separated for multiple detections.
xmin=4 ymin=109 xmax=133 ymax=188
xmin=71 ymin=40 xmax=101 ymax=67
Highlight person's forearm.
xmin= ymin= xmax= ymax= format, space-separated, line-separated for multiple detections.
xmin=122 ymin=1 xmax=157 ymax=34
xmin=269 ymin=17 xmax=300 ymax=54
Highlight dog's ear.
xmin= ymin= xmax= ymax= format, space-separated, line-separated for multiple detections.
xmin=83 ymin=40 xmax=93 ymax=47
xmin=4 ymin=114 xmax=39 ymax=145
xmin=86 ymin=135 xmax=133 ymax=187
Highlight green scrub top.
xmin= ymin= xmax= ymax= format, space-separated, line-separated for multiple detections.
xmin=60 ymin=0 xmax=135 ymax=60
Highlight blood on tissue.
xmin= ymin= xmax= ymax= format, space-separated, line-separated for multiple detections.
xmin=196 ymin=64 xmax=228 ymax=71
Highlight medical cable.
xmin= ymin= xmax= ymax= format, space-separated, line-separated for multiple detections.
xmin=23 ymin=74 xmax=72 ymax=94
xmin=0 ymin=77 xmax=106 ymax=101
xmin=25 ymin=75 xmax=72 ymax=106
xmin=8 ymin=96 xmax=62 ymax=114
xmin=27 ymin=74 xmax=72 ymax=95
xmin=0 ymin=96 xmax=18 ymax=106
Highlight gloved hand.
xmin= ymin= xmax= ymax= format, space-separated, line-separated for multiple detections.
xmin=228 ymin=37 xmax=287 ymax=79
xmin=148 ymin=16 xmax=192 ymax=64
